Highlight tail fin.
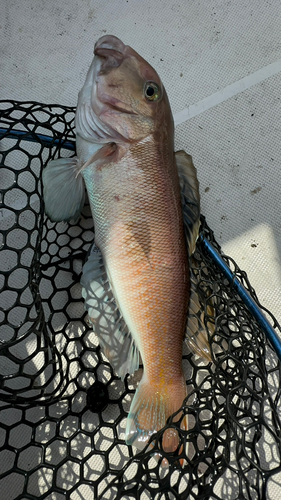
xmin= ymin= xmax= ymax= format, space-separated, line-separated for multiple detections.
xmin=125 ymin=376 xmax=187 ymax=454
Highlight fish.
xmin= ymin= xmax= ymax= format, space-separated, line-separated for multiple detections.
xmin=43 ymin=35 xmax=212 ymax=455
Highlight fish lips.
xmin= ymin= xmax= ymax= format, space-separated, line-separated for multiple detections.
xmin=94 ymin=35 xmax=125 ymax=74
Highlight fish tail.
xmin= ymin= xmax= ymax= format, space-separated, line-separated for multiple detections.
xmin=126 ymin=376 xmax=187 ymax=454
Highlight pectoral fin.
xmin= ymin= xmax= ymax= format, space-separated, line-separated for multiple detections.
xmin=81 ymin=244 xmax=139 ymax=380
xmin=43 ymin=144 xmax=117 ymax=222
xmin=42 ymin=157 xmax=85 ymax=222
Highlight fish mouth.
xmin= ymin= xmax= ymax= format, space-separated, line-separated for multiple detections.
xmin=94 ymin=35 xmax=125 ymax=73
xmin=93 ymin=36 xmax=138 ymax=116
xmin=100 ymin=95 xmax=138 ymax=116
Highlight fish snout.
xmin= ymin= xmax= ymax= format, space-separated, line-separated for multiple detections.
xmin=94 ymin=35 xmax=125 ymax=73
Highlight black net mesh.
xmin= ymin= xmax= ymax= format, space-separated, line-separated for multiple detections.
xmin=0 ymin=100 xmax=281 ymax=500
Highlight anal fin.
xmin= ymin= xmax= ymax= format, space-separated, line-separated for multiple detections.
xmin=81 ymin=244 xmax=139 ymax=380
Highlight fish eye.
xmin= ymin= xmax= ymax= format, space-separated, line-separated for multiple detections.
xmin=144 ymin=82 xmax=160 ymax=101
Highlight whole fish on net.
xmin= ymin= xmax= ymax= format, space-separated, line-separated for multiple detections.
xmin=43 ymin=35 xmax=213 ymax=456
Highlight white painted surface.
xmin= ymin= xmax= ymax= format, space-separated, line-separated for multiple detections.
xmin=1 ymin=1 xmax=281 ymax=497
xmin=174 ymin=58 xmax=281 ymax=125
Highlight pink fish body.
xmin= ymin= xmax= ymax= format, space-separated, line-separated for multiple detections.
xmin=43 ymin=35 xmax=204 ymax=454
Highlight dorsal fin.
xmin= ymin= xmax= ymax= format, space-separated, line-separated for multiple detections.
xmin=185 ymin=261 xmax=214 ymax=362
xmin=176 ymin=150 xmax=200 ymax=256
xmin=176 ymin=150 xmax=214 ymax=362
xmin=81 ymin=244 xmax=139 ymax=380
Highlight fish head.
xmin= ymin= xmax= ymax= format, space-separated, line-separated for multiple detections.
xmin=76 ymin=35 xmax=174 ymax=145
